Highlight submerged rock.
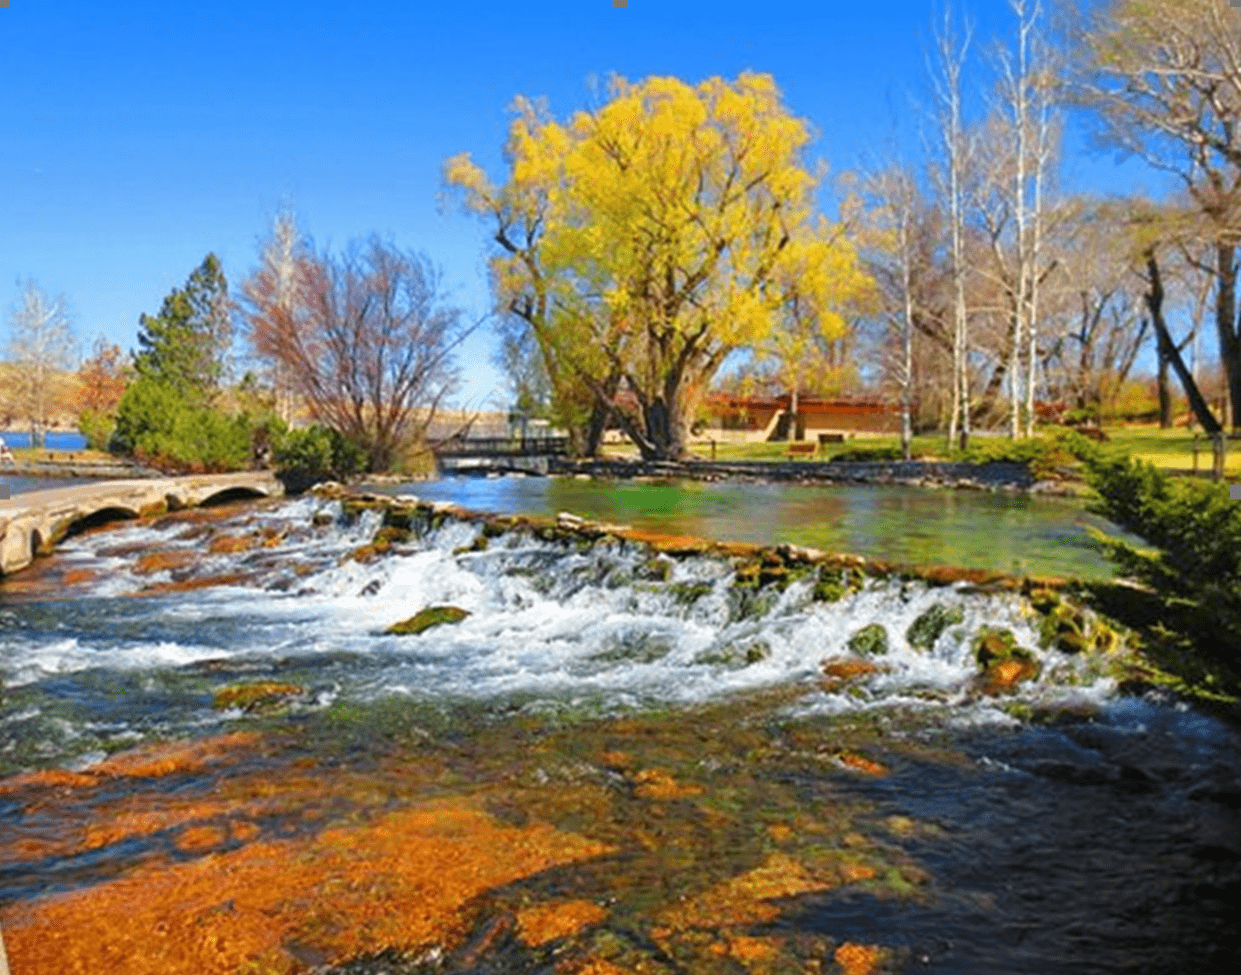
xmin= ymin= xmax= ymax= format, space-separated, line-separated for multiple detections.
xmin=905 ymin=603 xmax=965 ymax=652
xmin=696 ymin=640 xmax=771 ymax=669
xmin=212 ymin=681 xmax=305 ymax=713
xmin=386 ymin=605 xmax=471 ymax=636
xmin=820 ymin=658 xmax=882 ymax=692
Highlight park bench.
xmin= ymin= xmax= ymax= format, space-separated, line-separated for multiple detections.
xmin=787 ymin=441 xmax=817 ymax=459
xmin=818 ymin=432 xmax=848 ymax=446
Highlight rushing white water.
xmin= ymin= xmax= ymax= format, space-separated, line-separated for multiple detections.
xmin=0 ymin=492 xmax=1128 ymax=773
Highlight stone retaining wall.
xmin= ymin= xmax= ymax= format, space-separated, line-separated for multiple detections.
xmin=1 ymin=462 xmax=163 ymax=479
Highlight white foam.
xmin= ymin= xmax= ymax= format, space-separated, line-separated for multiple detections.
xmin=3 ymin=499 xmax=1129 ymax=719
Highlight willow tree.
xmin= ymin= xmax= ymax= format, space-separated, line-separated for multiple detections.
xmin=754 ymin=217 xmax=877 ymax=429
xmin=446 ymin=73 xmax=871 ymax=460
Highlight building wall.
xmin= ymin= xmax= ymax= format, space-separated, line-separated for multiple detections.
xmin=702 ymin=394 xmax=899 ymax=440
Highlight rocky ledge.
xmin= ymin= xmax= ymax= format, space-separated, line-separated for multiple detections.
xmin=313 ymin=482 xmax=1155 ymax=704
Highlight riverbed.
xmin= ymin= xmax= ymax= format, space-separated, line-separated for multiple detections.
xmin=0 ymin=485 xmax=1237 ymax=974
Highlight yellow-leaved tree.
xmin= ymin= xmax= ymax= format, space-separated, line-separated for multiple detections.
xmin=446 ymin=72 xmax=874 ymax=459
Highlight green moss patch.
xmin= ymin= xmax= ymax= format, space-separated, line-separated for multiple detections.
xmin=812 ymin=564 xmax=866 ymax=603
xmin=1040 ymin=603 xmax=1088 ymax=653
xmin=905 ymin=603 xmax=965 ymax=652
xmin=386 ymin=605 xmax=471 ymax=636
xmin=847 ymin=623 xmax=889 ymax=656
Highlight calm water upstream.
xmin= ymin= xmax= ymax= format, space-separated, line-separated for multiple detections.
xmin=0 ymin=484 xmax=1236 ymax=974
xmin=366 ymin=474 xmax=1132 ymax=581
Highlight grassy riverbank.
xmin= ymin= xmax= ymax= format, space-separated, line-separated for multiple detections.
xmin=619 ymin=423 xmax=1241 ymax=479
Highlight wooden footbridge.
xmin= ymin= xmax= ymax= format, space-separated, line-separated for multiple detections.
xmin=0 ymin=472 xmax=283 ymax=576
xmin=435 ymin=435 xmax=571 ymax=475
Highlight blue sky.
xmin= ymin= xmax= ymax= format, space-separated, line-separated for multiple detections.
xmin=1 ymin=0 xmax=1171 ymax=410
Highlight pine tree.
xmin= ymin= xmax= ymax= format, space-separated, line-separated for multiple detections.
xmin=133 ymin=253 xmax=232 ymax=405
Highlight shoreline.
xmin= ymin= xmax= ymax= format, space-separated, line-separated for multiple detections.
xmin=548 ymin=456 xmax=1089 ymax=496
xmin=1 ymin=461 xmax=164 ymax=480
xmin=1 ymin=455 xmax=1091 ymax=497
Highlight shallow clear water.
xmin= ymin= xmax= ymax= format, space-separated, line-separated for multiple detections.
xmin=366 ymin=475 xmax=1132 ymax=581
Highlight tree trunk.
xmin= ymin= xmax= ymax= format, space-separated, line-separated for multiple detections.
xmin=584 ymin=398 xmax=612 ymax=458
xmin=1146 ymin=251 xmax=1221 ymax=434
xmin=1157 ymin=339 xmax=1171 ymax=428
xmin=1215 ymin=243 xmax=1241 ymax=434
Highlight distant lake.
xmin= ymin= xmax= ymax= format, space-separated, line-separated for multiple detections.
xmin=0 ymin=430 xmax=87 ymax=451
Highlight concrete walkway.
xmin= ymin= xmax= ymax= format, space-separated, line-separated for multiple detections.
xmin=0 ymin=471 xmax=284 ymax=576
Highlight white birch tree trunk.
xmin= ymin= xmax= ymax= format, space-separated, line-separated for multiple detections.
xmin=934 ymin=6 xmax=973 ymax=452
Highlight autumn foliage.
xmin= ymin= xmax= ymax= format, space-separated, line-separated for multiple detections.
xmin=446 ymin=72 xmax=874 ymax=460
xmin=73 ymin=337 xmax=129 ymax=416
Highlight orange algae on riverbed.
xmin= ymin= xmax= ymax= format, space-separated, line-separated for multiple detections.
xmin=1 ymin=797 xmax=612 ymax=975
xmin=516 ymin=899 xmax=608 ymax=946
xmin=834 ymin=941 xmax=888 ymax=975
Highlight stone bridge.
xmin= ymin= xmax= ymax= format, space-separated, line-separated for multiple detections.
xmin=0 ymin=472 xmax=284 ymax=576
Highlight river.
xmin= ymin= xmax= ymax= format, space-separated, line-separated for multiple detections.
xmin=362 ymin=473 xmax=1135 ymax=581
xmin=0 ymin=479 xmax=1237 ymax=974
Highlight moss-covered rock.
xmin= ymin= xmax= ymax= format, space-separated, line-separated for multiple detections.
xmin=1040 ymin=603 xmax=1088 ymax=653
xmin=373 ymin=525 xmax=411 ymax=547
xmin=733 ymin=559 xmax=762 ymax=588
xmin=639 ymin=558 xmax=673 ymax=582
xmin=758 ymin=561 xmax=791 ymax=588
xmin=972 ymin=626 xmax=1042 ymax=694
xmin=386 ymin=605 xmax=471 ymax=636
xmin=1091 ymin=619 xmax=1120 ymax=653
xmin=905 ymin=603 xmax=965 ymax=652
xmin=1028 ymin=588 xmax=1060 ymax=613
xmin=213 ymin=681 xmax=304 ymax=713
xmin=669 ymin=581 xmax=714 ymax=605
xmin=382 ymin=506 xmax=417 ymax=532
xmin=847 ymin=623 xmax=889 ymax=656
xmin=727 ymin=587 xmax=779 ymax=622
xmin=481 ymin=518 xmax=512 ymax=539
xmin=813 ymin=564 xmax=865 ymax=603
xmin=341 ymin=497 xmax=386 ymax=523
xmin=345 ymin=543 xmax=385 ymax=564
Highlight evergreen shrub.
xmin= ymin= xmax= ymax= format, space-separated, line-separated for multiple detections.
xmin=273 ymin=424 xmax=367 ymax=490
xmin=1083 ymin=452 xmax=1241 ymax=679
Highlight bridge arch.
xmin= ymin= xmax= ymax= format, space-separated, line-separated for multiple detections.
xmin=200 ymin=486 xmax=270 ymax=507
xmin=64 ymin=505 xmax=143 ymax=540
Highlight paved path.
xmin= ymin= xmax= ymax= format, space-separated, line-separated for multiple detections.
xmin=0 ymin=471 xmax=284 ymax=575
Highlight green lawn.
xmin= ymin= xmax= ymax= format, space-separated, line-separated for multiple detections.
xmin=1099 ymin=425 xmax=1241 ymax=477
xmin=605 ymin=424 xmax=1241 ymax=478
